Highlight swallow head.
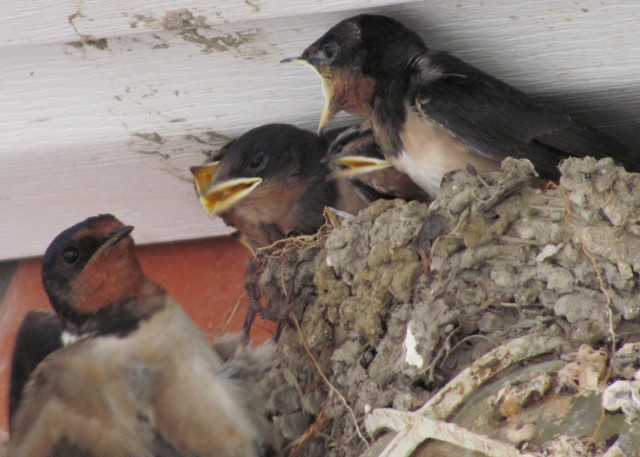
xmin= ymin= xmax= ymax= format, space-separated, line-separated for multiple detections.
xmin=283 ymin=16 xmax=372 ymax=133
xmin=190 ymin=124 xmax=330 ymax=216
xmin=283 ymin=15 xmax=427 ymax=133
xmin=42 ymin=214 xmax=157 ymax=336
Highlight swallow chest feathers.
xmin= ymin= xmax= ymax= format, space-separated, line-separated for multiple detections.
xmin=9 ymin=215 xmax=273 ymax=457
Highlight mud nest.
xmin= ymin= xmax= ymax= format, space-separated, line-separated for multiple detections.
xmin=248 ymin=157 xmax=640 ymax=457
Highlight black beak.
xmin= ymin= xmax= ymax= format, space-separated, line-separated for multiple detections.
xmin=103 ymin=225 xmax=134 ymax=249
xmin=86 ymin=225 xmax=134 ymax=266
xmin=280 ymin=56 xmax=305 ymax=64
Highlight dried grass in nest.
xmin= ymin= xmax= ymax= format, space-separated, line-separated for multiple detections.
xmin=243 ymin=208 xmax=346 ymax=336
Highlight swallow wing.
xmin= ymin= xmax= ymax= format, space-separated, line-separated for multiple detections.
xmin=9 ymin=310 xmax=63 ymax=427
xmin=146 ymin=306 xmax=272 ymax=457
xmin=8 ymin=342 xmax=176 ymax=457
xmin=408 ymin=50 xmax=634 ymax=179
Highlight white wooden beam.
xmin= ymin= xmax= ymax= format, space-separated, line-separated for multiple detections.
xmin=1 ymin=1 xmax=639 ymax=260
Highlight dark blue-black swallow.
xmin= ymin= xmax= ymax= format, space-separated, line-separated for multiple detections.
xmin=284 ymin=14 xmax=637 ymax=198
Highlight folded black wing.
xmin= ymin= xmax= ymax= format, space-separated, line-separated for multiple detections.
xmin=9 ymin=310 xmax=63 ymax=428
xmin=408 ymin=51 xmax=635 ymax=179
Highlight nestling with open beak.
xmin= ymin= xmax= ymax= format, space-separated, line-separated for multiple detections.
xmin=327 ymin=122 xmax=430 ymax=203
xmin=284 ymin=14 xmax=638 ymax=198
xmin=190 ymin=123 xmax=366 ymax=251
xmin=8 ymin=214 xmax=279 ymax=457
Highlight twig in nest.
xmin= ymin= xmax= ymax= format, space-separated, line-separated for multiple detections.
xmin=273 ymin=262 xmax=301 ymax=341
xmin=283 ymin=367 xmax=305 ymax=404
xmin=530 ymin=205 xmax=565 ymax=211
xmin=439 ymin=334 xmax=497 ymax=368
xmin=292 ymin=315 xmax=370 ymax=449
xmin=254 ymin=213 xmax=334 ymax=261
xmin=323 ymin=206 xmax=354 ymax=229
xmin=466 ymin=163 xmax=491 ymax=191
xmin=498 ymin=235 xmax=544 ymax=245
xmin=423 ymin=327 xmax=458 ymax=382
xmin=287 ymin=407 xmax=331 ymax=457
xmin=215 ymin=291 xmax=246 ymax=336
xmin=365 ymin=333 xmax=568 ymax=457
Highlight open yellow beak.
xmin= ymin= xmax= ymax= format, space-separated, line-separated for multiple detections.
xmin=281 ymin=56 xmax=336 ymax=135
xmin=190 ymin=163 xmax=262 ymax=214
xmin=190 ymin=162 xmax=219 ymax=195
xmin=201 ymin=177 xmax=262 ymax=214
xmin=318 ymin=77 xmax=337 ymax=135
xmin=329 ymin=155 xmax=393 ymax=179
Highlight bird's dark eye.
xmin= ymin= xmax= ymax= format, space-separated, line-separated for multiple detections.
xmin=62 ymin=245 xmax=80 ymax=264
xmin=249 ymin=154 xmax=265 ymax=170
xmin=322 ymin=42 xmax=339 ymax=61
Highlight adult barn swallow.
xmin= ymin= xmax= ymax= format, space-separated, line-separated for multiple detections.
xmin=285 ymin=14 xmax=636 ymax=198
xmin=190 ymin=123 xmax=366 ymax=250
xmin=8 ymin=310 xmax=62 ymax=428
xmin=9 ymin=214 xmax=277 ymax=457
xmin=327 ymin=122 xmax=430 ymax=202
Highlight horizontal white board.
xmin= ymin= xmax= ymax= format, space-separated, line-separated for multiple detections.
xmin=1 ymin=0 xmax=639 ymax=259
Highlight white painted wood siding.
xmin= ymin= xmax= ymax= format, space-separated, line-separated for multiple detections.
xmin=1 ymin=0 xmax=639 ymax=260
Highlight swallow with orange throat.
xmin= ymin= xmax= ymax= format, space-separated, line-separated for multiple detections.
xmin=284 ymin=14 xmax=638 ymax=198
xmin=8 ymin=214 xmax=279 ymax=457
xmin=190 ymin=123 xmax=367 ymax=251
xmin=326 ymin=121 xmax=430 ymax=203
